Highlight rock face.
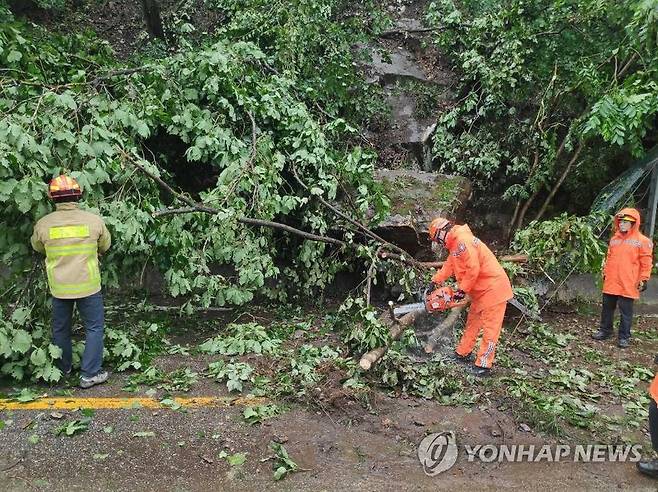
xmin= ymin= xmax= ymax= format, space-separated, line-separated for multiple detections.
xmin=365 ymin=46 xmax=429 ymax=84
xmin=373 ymin=169 xmax=471 ymax=256
xmin=359 ymin=12 xmax=454 ymax=171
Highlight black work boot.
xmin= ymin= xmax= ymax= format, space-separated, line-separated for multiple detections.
xmin=618 ymin=338 xmax=630 ymax=349
xmin=451 ymin=352 xmax=472 ymax=364
xmin=637 ymin=459 xmax=658 ymax=478
xmin=591 ymin=329 xmax=612 ymax=341
xmin=468 ymin=365 xmax=491 ymax=377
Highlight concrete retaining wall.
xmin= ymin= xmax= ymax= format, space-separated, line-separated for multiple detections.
xmin=554 ymin=274 xmax=658 ymax=305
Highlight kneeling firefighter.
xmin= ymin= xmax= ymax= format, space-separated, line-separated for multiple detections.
xmin=428 ymin=218 xmax=513 ymax=376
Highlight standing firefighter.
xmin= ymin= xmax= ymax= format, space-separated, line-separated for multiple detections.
xmin=636 ymin=361 xmax=658 ymax=478
xmin=592 ymin=208 xmax=653 ymax=348
xmin=428 ymin=218 xmax=513 ymax=377
xmin=31 ymin=175 xmax=111 ymax=388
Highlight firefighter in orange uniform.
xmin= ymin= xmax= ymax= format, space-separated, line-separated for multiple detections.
xmin=637 ymin=368 xmax=658 ymax=478
xmin=428 ymin=218 xmax=513 ymax=377
xmin=592 ymin=208 xmax=653 ymax=348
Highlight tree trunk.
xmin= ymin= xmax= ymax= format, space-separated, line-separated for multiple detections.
xmin=511 ymin=150 xmax=542 ymax=233
xmin=513 ymin=136 xmax=570 ymax=232
xmin=533 ymin=141 xmax=584 ymax=222
xmin=507 ymin=200 xmax=522 ymax=242
xmin=513 ymin=187 xmax=542 ymax=233
xmin=359 ymin=309 xmax=426 ymax=371
xmin=424 ymin=305 xmax=467 ymax=353
xmin=141 ymin=0 xmax=165 ymax=40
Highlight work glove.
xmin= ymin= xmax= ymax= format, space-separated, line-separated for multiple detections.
xmin=452 ymin=289 xmax=466 ymax=301
xmin=639 ymin=280 xmax=647 ymax=292
xmin=425 ymin=282 xmax=439 ymax=293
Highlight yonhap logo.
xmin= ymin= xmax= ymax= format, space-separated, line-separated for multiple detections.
xmin=417 ymin=433 xmax=641 ymax=476
xmin=417 ymin=431 xmax=459 ymax=476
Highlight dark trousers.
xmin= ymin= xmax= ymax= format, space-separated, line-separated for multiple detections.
xmin=599 ymin=293 xmax=634 ymax=340
xmin=52 ymin=291 xmax=105 ymax=378
xmin=650 ymin=400 xmax=658 ymax=452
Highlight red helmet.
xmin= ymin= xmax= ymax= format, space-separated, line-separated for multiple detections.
xmin=48 ymin=175 xmax=82 ymax=200
xmin=428 ymin=217 xmax=452 ymax=243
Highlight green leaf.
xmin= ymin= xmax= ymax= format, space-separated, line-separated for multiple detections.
xmin=160 ymin=398 xmax=182 ymax=410
xmin=10 ymin=388 xmax=41 ymax=403
xmin=135 ymin=121 xmax=150 ymax=139
xmin=48 ymin=344 xmax=63 ymax=359
xmin=133 ymin=431 xmax=155 ymax=438
xmin=226 ymin=452 xmax=247 ymax=466
xmin=55 ymin=418 xmax=90 ymax=437
xmin=80 ymin=408 xmax=95 ymax=418
xmin=30 ymin=348 xmax=47 ymax=367
xmin=6 ymin=50 xmax=22 ymax=63
xmin=11 ymin=307 xmax=31 ymax=326
xmin=226 ymin=378 xmax=243 ymax=392
xmin=28 ymin=434 xmax=40 ymax=445
xmin=273 ymin=466 xmax=288 ymax=480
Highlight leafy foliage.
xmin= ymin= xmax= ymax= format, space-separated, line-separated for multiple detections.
xmin=55 ymin=417 xmax=91 ymax=437
xmin=0 ymin=4 xmax=388 ymax=310
xmin=199 ymin=323 xmax=281 ymax=356
xmin=269 ymin=441 xmax=300 ymax=481
xmin=242 ymin=404 xmax=282 ymax=425
xmin=206 ymin=360 xmax=254 ymax=392
xmin=426 ymin=0 xmax=658 ymax=217
xmin=333 ymin=296 xmax=392 ymax=352
xmin=512 ymin=213 xmax=607 ymax=276
xmin=0 ymin=2 xmax=392 ymax=381
xmin=203 ymin=0 xmax=390 ymax=124
xmin=0 ymin=298 xmax=165 ymax=382
xmin=379 ymin=350 xmax=465 ymax=402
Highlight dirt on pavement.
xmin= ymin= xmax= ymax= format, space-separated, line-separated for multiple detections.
xmin=2 ymin=307 xmax=658 ymax=491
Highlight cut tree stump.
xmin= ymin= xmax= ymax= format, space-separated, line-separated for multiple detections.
xmin=423 ymin=304 xmax=467 ymax=353
xmin=359 ymin=308 xmax=426 ymax=371
xmin=359 ymin=301 xmax=470 ymax=370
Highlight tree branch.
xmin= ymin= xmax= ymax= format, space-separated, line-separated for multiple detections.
xmin=379 ymin=252 xmax=527 ymax=270
xmin=91 ymin=66 xmax=150 ymax=87
xmin=291 ymin=167 xmax=424 ymax=267
xmin=121 ymin=150 xmax=347 ymax=247
xmin=533 ymin=141 xmax=584 ymax=222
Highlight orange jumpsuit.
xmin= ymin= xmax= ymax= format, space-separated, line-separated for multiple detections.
xmin=651 ymin=374 xmax=658 ymax=405
xmin=432 ymin=225 xmax=513 ymax=368
xmin=602 ymin=207 xmax=653 ymax=299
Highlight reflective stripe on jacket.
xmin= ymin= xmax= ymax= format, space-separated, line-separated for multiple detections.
xmin=602 ymin=207 xmax=653 ymax=299
xmin=432 ymin=224 xmax=513 ymax=311
xmin=31 ymin=202 xmax=111 ymax=299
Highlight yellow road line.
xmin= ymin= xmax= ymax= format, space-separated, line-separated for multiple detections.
xmin=0 ymin=395 xmax=268 ymax=411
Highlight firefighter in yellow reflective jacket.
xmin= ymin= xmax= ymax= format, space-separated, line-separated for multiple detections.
xmin=31 ymin=175 xmax=111 ymax=389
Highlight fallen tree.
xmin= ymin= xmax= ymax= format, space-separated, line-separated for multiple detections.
xmin=359 ymin=302 xmax=468 ymax=371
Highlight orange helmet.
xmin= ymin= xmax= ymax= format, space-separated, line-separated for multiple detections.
xmin=428 ymin=217 xmax=452 ymax=243
xmin=48 ymin=175 xmax=82 ymax=200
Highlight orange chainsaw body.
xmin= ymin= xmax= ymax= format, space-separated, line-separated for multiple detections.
xmin=425 ymin=286 xmax=467 ymax=313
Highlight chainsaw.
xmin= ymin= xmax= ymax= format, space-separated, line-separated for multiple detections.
xmin=393 ymin=286 xmax=542 ymax=321
xmin=393 ymin=286 xmax=468 ymax=316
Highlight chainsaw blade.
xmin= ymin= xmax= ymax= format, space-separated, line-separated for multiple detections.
xmin=393 ymin=303 xmax=425 ymax=316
